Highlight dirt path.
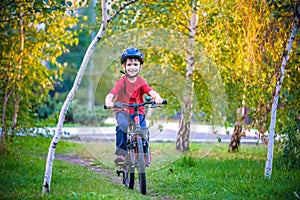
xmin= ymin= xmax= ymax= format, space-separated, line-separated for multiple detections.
xmin=55 ymin=154 xmax=122 ymax=185
xmin=55 ymin=154 xmax=170 ymax=199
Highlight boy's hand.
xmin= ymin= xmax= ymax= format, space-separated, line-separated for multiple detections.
xmin=149 ymin=90 xmax=164 ymax=104
xmin=154 ymin=98 xmax=164 ymax=104
xmin=105 ymin=93 xmax=114 ymax=108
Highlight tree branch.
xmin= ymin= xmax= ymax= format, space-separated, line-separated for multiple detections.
xmin=175 ymin=3 xmax=189 ymax=22
xmin=107 ymin=0 xmax=138 ymax=23
xmin=178 ymin=20 xmax=191 ymax=32
xmin=0 ymin=0 xmax=15 ymax=10
xmin=102 ymin=0 xmax=107 ymax=28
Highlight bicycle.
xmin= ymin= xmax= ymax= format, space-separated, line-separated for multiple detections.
xmin=104 ymin=98 xmax=167 ymax=195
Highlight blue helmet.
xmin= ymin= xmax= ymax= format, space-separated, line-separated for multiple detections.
xmin=120 ymin=47 xmax=144 ymax=64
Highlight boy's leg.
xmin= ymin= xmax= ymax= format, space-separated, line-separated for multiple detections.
xmin=115 ymin=112 xmax=129 ymax=160
xmin=129 ymin=114 xmax=147 ymax=129
xmin=138 ymin=114 xmax=147 ymax=129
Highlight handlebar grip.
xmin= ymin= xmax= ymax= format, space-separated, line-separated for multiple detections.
xmin=104 ymin=102 xmax=122 ymax=109
xmin=162 ymin=100 xmax=167 ymax=105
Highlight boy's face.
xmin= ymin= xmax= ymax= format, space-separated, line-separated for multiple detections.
xmin=123 ymin=58 xmax=142 ymax=77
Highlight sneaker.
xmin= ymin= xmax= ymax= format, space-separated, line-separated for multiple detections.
xmin=114 ymin=155 xmax=125 ymax=165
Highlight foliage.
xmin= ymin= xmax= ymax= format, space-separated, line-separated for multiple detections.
xmin=97 ymin=0 xmax=300 ymax=165
xmin=55 ymin=3 xmax=92 ymax=95
xmin=1 ymin=137 xmax=299 ymax=199
xmin=265 ymin=0 xmax=300 ymax=169
xmin=0 ymin=1 xmax=79 ymax=142
xmin=94 ymin=0 xmax=219 ymax=124
xmin=72 ymin=100 xmax=109 ymax=126
xmin=277 ymin=89 xmax=300 ymax=169
xmin=1 ymin=0 xmax=298 ymax=169
xmin=95 ymin=0 xmax=298 ymax=124
xmin=35 ymin=94 xmax=109 ymax=126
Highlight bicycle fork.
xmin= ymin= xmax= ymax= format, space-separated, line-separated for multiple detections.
xmin=128 ymin=135 xmax=151 ymax=168
xmin=143 ymin=140 xmax=152 ymax=167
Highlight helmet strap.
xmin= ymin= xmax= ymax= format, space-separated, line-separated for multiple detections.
xmin=120 ymin=70 xmax=138 ymax=95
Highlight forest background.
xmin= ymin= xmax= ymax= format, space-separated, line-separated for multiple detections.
xmin=0 ymin=0 xmax=299 ymax=170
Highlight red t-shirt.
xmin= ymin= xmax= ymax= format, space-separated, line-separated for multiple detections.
xmin=109 ymin=76 xmax=152 ymax=114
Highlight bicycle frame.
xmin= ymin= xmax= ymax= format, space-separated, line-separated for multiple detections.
xmin=105 ymin=99 xmax=167 ymax=195
xmin=127 ymin=102 xmax=150 ymax=166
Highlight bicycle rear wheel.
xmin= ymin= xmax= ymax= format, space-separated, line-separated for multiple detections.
xmin=136 ymin=136 xmax=146 ymax=195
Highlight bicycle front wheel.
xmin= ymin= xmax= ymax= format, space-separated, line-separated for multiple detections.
xmin=136 ymin=136 xmax=146 ymax=195
xmin=124 ymin=168 xmax=134 ymax=189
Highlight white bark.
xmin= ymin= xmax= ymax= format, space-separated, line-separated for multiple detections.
xmin=264 ymin=22 xmax=298 ymax=178
xmin=88 ymin=0 xmax=97 ymax=111
xmin=42 ymin=20 xmax=107 ymax=194
xmin=12 ymin=12 xmax=24 ymax=129
xmin=176 ymin=0 xmax=197 ymax=152
xmin=42 ymin=0 xmax=138 ymax=194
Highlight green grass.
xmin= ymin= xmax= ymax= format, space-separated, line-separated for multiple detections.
xmin=148 ymin=143 xmax=300 ymax=199
xmin=0 ymin=137 xmax=299 ymax=200
xmin=0 ymin=137 xmax=151 ymax=200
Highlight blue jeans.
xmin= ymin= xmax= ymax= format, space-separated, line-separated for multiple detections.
xmin=115 ymin=112 xmax=147 ymax=155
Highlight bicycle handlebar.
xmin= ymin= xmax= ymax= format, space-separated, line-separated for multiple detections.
xmin=104 ymin=99 xmax=167 ymax=109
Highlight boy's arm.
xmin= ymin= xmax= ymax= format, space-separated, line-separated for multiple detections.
xmin=105 ymin=93 xmax=114 ymax=108
xmin=149 ymin=90 xmax=163 ymax=104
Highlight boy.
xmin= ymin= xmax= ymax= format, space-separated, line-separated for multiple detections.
xmin=105 ymin=47 xmax=164 ymax=164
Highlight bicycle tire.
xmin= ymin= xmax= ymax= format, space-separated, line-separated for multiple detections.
xmin=124 ymin=169 xmax=134 ymax=189
xmin=137 ymin=136 xmax=146 ymax=195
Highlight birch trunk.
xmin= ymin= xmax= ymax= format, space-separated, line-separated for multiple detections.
xmin=88 ymin=0 xmax=97 ymax=111
xmin=12 ymin=12 xmax=24 ymax=129
xmin=42 ymin=0 xmax=138 ymax=194
xmin=1 ymin=80 xmax=12 ymax=140
xmin=264 ymin=21 xmax=298 ymax=178
xmin=42 ymin=2 xmax=107 ymax=194
xmin=176 ymin=0 xmax=197 ymax=152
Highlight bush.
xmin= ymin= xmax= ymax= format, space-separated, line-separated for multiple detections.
xmin=72 ymin=102 xmax=108 ymax=126
xmin=277 ymin=100 xmax=300 ymax=169
xmin=36 ymin=94 xmax=109 ymax=126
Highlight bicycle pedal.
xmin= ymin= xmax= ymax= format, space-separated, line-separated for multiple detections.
xmin=116 ymin=169 xmax=124 ymax=176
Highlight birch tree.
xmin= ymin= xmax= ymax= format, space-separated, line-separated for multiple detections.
xmin=42 ymin=0 xmax=138 ymax=194
xmin=175 ymin=0 xmax=197 ymax=152
xmin=264 ymin=3 xmax=300 ymax=178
